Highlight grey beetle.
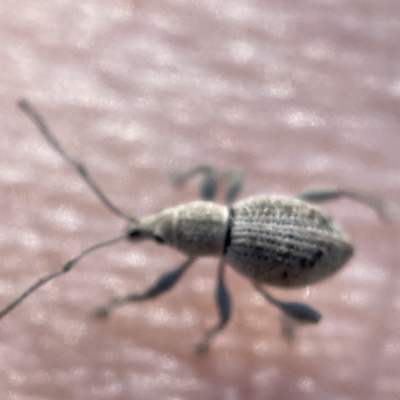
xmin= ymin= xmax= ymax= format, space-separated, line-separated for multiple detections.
xmin=1 ymin=100 xmax=395 ymax=352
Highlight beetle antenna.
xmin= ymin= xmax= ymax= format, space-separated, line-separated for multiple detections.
xmin=0 ymin=234 xmax=126 ymax=318
xmin=17 ymin=99 xmax=138 ymax=223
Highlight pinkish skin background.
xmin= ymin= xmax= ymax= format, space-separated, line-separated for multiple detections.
xmin=0 ymin=1 xmax=400 ymax=399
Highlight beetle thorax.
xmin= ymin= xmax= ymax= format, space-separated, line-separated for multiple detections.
xmin=139 ymin=201 xmax=230 ymax=256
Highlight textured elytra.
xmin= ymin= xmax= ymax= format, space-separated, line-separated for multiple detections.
xmin=225 ymin=195 xmax=354 ymax=287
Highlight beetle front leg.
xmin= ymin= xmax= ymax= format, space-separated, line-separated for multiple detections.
xmin=171 ymin=165 xmax=219 ymax=200
xmin=94 ymin=257 xmax=195 ymax=317
xmin=171 ymin=165 xmax=244 ymax=204
xmin=195 ymin=259 xmax=231 ymax=353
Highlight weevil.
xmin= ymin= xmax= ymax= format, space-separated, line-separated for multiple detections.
xmin=1 ymin=100 xmax=397 ymax=352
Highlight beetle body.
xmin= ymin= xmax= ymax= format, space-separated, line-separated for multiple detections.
xmin=134 ymin=195 xmax=353 ymax=288
xmin=5 ymin=100 xmax=392 ymax=352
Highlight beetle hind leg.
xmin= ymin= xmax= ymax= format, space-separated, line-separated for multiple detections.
xmin=253 ymin=281 xmax=321 ymax=340
xmin=298 ymin=186 xmax=399 ymax=221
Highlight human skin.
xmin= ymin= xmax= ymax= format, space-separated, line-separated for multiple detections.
xmin=0 ymin=1 xmax=399 ymax=399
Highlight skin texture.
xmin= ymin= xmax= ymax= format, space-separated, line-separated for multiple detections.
xmin=0 ymin=1 xmax=400 ymax=399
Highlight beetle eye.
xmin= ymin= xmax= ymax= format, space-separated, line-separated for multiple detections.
xmin=127 ymin=229 xmax=141 ymax=240
xmin=154 ymin=235 xmax=165 ymax=244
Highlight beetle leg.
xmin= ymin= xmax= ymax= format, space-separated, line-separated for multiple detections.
xmin=222 ymin=167 xmax=244 ymax=204
xmin=196 ymin=259 xmax=231 ymax=353
xmin=171 ymin=165 xmax=244 ymax=204
xmin=253 ymin=281 xmax=321 ymax=324
xmin=171 ymin=165 xmax=218 ymax=200
xmin=94 ymin=257 xmax=195 ymax=317
xmin=298 ymin=186 xmax=398 ymax=221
